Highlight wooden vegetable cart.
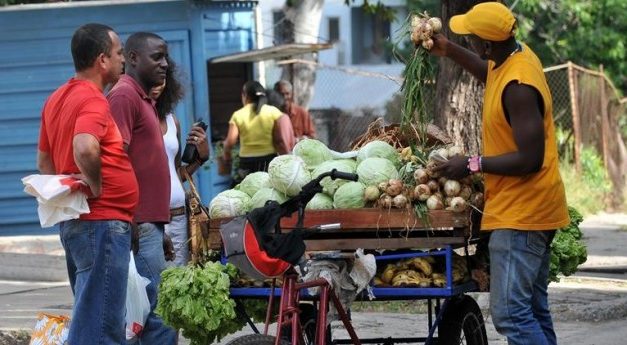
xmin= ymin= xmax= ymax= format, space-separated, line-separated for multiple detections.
xmin=208 ymin=208 xmax=488 ymax=345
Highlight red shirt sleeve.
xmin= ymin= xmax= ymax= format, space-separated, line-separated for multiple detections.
xmin=107 ymin=93 xmax=137 ymax=145
xmin=74 ymin=97 xmax=110 ymax=141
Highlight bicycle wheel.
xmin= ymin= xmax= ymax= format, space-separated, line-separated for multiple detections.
xmin=438 ymin=295 xmax=488 ymax=345
xmin=225 ymin=334 xmax=289 ymax=345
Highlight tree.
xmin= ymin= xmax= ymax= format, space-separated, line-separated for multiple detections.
xmin=514 ymin=0 xmax=626 ymax=93
xmin=276 ymin=0 xmax=325 ymax=108
xmin=433 ymin=0 xmax=490 ymax=154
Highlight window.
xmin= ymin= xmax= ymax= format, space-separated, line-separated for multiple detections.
xmin=351 ymin=9 xmax=391 ymax=64
xmin=328 ymin=17 xmax=340 ymax=43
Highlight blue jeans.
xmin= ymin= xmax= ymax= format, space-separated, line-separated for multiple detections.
xmin=60 ymin=219 xmax=131 ymax=345
xmin=164 ymin=213 xmax=189 ymax=267
xmin=134 ymin=223 xmax=178 ymax=344
xmin=489 ymin=229 xmax=557 ymax=345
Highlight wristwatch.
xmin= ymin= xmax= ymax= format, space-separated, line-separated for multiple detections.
xmin=468 ymin=156 xmax=481 ymax=174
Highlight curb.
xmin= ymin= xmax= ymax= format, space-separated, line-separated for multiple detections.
xmin=0 ymin=253 xmax=67 ymax=282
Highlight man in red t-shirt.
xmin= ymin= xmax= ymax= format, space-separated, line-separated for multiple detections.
xmin=274 ymin=80 xmax=317 ymax=141
xmin=107 ymin=32 xmax=177 ymax=344
xmin=37 ymin=23 xmax=138 ymax=344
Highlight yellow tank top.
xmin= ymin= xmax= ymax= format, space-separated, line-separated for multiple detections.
xmin=229 ymin=104 xmax=283 ymax=157
xmin=481 ymin=43 xmax=569 ymax=231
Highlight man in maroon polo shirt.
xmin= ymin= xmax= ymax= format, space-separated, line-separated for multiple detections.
xmin=107 ymin=32 xmax=177 ymax=344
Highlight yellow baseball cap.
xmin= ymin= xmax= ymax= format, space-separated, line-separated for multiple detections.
xmin=449 ymin=2 xmax=516 ymax=41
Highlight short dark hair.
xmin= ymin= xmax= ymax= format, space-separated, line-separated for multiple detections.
xmin=266 ymin=89 xmax=286 ymax=113
xmin=155 ymin=56 xmax=185 ymax=120
xmin=71 ymin=23 xmax=115 ymax=72
xmin=125 ymin=32 xmax=164 ymax=58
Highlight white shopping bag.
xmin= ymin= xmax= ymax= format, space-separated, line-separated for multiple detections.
xmin=22 ymin=174 xmax=90 ymax=227
xmin=125 ymin=252 xmax=151 ymax=343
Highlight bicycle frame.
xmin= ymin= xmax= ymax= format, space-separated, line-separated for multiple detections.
xmin=264 ymin=268 xmax=362 ymax=345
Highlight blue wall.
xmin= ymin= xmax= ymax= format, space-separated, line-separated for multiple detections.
xmin=0 ymin=0 xmax=254 ymax=235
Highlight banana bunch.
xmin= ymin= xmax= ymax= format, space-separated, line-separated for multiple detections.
xmin=374 ymin=256 xmax=436 ymax=287
xmin=373 ymin=254 xmax=470 ymax=288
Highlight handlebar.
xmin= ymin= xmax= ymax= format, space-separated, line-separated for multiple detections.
xmin=329 ymin=169 xmax=358 ymax=182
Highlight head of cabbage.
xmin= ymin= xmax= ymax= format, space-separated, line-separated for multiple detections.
xmin=357 ymin=140 xmax=400 ymax=168
xmin=268 ymin=155 xmax=312 ymax=196
xmin=333 ymin=181 xmax=366 ymax=209
xmin=356 ymin=157 xmax=399 ymax=187
xmin=250 ymin=188 xmax=288 ymax=209
xmin=292 ymin=139 xmax=332 ymax=170
xmin=306 ymin=193 xmax=334 ymax=210
xmin=236 ymin=171 xmax=271 ymax=197
xmin=209 ymin=189 xmax=252 ymax=218
xmin=311 ymin=159 xmax=357 ymax=196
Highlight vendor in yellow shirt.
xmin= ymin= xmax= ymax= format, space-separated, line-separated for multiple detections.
xmin=223 ymin=81 xmax=285 ymax=184
xmin=430 ymin=3 xmax=568 ymax=345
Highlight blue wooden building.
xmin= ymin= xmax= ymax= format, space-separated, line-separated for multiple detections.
xmin=0 ymin=0 xmax=257 ymax=235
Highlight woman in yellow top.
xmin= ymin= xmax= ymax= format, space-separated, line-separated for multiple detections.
xmin=429 ymin=3 xmax=568 ymax=345
xmin=223 ymin=81 xmax=285 ymax=184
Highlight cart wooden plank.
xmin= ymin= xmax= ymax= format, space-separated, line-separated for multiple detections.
xmin=304 ymin=237 xmax=466 ymax=251
xmin=209 ymin=209 xmax=469 ymax=231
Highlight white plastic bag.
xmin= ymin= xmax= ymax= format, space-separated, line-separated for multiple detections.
xmin=125 ymin=252 xmax=151 ymax=343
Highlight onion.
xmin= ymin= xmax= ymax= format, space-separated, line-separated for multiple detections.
xmin=414 ymin=168 xmax=429 ymax=184
xmin=426 ymin=161 xmax=440 ymax=178
xmin=422 ymin=39 xmax=434 ymax=50
xmin=426 ymin=195 xmax=444 ymax=210
xmin=444 ymin=180 xmax=461 ymax=197
xmin=364 ymin=185 xmax=380 ymax=201
xmin=459 ymin=185 xmax=472 ymax=200
xmin=411 ymin=14 xmax=421 ymax=28
xmin=433 ymin=191 xmax=444 ymax=200
xmin=427 ymin=180 xmax=439 ymax=193
xmin=444 ymin=196 xmax=453 ymax=206
xmin=414 ymin=184 xmax=431 ymax=201
xmin=447 ymin=145 xmax=464 ymax=157
xmin=393 ymin=194 xmax=408 ymax=209
xmin=378 ymin=181 xmax=389 ymax=193
xmin=386 ymin=179 xmax=404 ymax=197
xmin=438 ymin=177 xmax=448 ymax=187
xmin=427 ymin=17 xmax=442 ymax=33
xmin=378 ymin=194 xmax=393 ymax=209
xmin=449 ymin=197 xmax=467 ymax=213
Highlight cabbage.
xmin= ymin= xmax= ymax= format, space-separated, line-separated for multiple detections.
xmin=268 ymin=155 xmax=312 ymax=196
xmin=306 ymin=193 xmax=334 ymax=210
xmin=333 ymin=182 xmax=366 ymax=209
xmin=357 ymin=140 xmax=400 ymax=167
xmin=312 ymin=159 xmax=357 ymax=196
xmin=236 ymin=172 xmax=271 ymax=197
xmin=209 ymin=189 xmax=251 ymax=218
xmin=356 ymin=157 xmax=399 ymax=187
xmin=250 ymin=188 xmax=288 ymax=209
xmin=292 ymin=139 xmax=333 ymax=170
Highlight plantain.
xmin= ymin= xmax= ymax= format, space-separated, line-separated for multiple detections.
xmin=381 ymin=264 xmax=397 ymax=284
xmin=433 ymin=277 xmax=447 ymax=287
xmin=423 ymin=256 xmax=436 ymax=264
xmin=410 ymin=257 xmax=433 ymax=276
xmin=373 ymin=277 xmax=385 ymax=286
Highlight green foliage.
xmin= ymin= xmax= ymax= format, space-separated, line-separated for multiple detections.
xmin=560 ymin=147 xmax=611 ymax=215
xmin=513 ymin=0 xmax=626 ymax=93
xmin=156 ymin=262 xmax=244 ymax=345
xmin=549 ymin=207 xmax=587 ymax=282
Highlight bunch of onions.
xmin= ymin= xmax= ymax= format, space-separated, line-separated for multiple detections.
xmin=410 ymin=12 xmax=442 ymax=51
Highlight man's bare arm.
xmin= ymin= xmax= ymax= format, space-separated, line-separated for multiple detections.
xmin=431 ymin=34 xmax=488 ymax=83
xmin=73 ymin=133 xmax=102 ymax=197
xmin=37 ymin=150 xmax=55 ymax=174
